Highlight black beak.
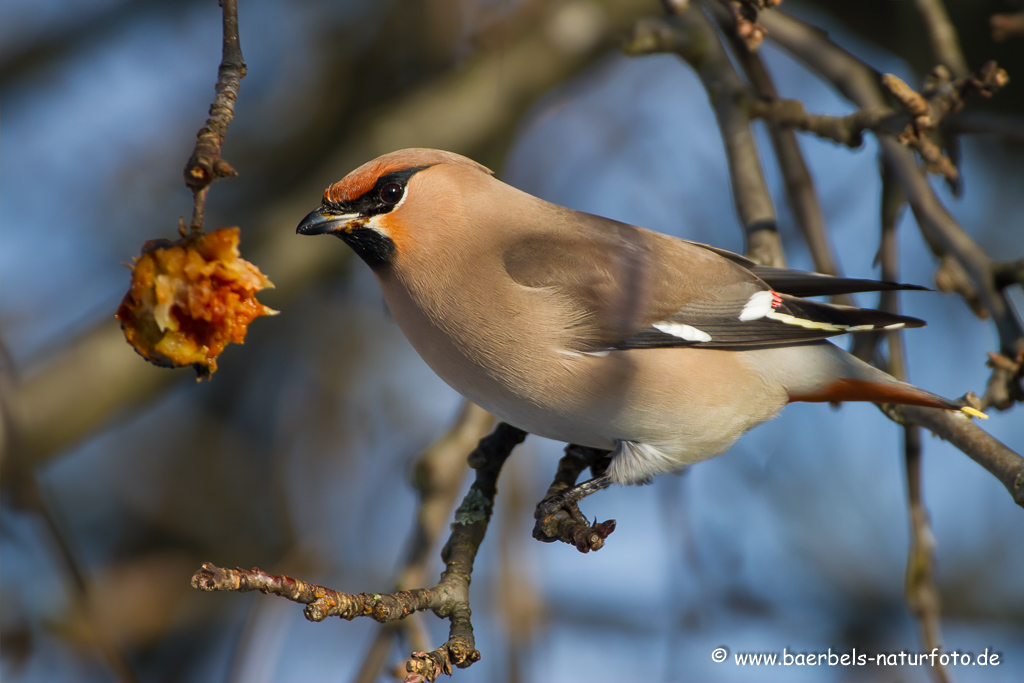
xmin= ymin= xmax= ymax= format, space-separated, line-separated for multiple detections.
xmin=296 ymin=207 xmax=360 ymax=235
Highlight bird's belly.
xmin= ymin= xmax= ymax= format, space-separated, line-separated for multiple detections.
xmin=499 ymin=348 xmax=787 ymax=461
xmin=412 ymin=336 xmax=788 ymax=467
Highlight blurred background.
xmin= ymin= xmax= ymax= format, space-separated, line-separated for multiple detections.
xmin=2 ymin=0 xmax=1023 ymax=681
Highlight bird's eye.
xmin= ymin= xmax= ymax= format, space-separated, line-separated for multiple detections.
xmin=380 ymin=183 xmax=403 ymax=205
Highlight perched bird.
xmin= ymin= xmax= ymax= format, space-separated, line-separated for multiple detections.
xmin=297 ymin=148 xmax=982 ymax=486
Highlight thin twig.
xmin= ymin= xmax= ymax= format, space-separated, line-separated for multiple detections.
xmin=880 ymin=64 xmax=1009 ymax=186
xmin=183 ymin=0 xmax=245 ymax=233
xmin=991 ymin=11 xmax=1024 ymax=42
xmin=982 ymin=348 xmax=1024 ymax=412
xmin=352 ymin=402 xmax=496 ymax=683
xmin=872 ymin=179 xmax=949 ymax=683
xmin=913 ymin=0 xmax=968 ymax=79
xmin=884 ymin=404 xmax=1024 ymax=510
xmin=851 ymin=161 xmax=907 ymax=363
xmin=193 ymin=422 xmax=528 ymax=683
xmin=625 ymin=9 xmax=785 ymax=267
xmin=902 ymin=423 xmax=949 ymax=683
xmin=709 ymin=0 xmax=850 ymax=304
xmin=757 ymin=8 xmax=1024 ymax=498
xmin=738 ymin=60 xmax=1008 ymax=180
xmin=937 ymin=110 xmax=1024 ymax=142
xmin=747 ymin=96 xmax=897 ymax=146
xmin=496 ymin=452 xmax=542 ymax=683
xmin=759 ymin=9 xmax=1024 ymax=373
xmin=725 ymin=59 xmax=1009 ymax=189
xmin=880 ymin=139 xmax=1021 ymax=357
xmin=716 ymin=0 xmax=782 ymax=51
xmin=942 ymin=110 xmax=1024 ymax=142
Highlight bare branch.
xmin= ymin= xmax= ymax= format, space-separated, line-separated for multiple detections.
xmin=943 ymin=110 xmax=1024 ymax=142
xmin=184 ymin=0 xmax=245 ymax=233
xmin=759 ymin=9 xmax=1024 ymax=367
xmin=746 ymin=96 xmax=891 ymax=147
xmin=881 ymin=64 xmax=1009 ymax=185
xmin=353 ymin=401 xmax=496 ymax=683
xmin=913 ymin=0 xmax=968 ymax=79
xmin=983 ymin=349 xmax=1024 ymax=411
xmin=624 ymin=9 xmax=785 ymax=267
xmin=729 ymin=60 xmax=1009 ymax=189
xmin=991 ymin=11 xmax=1024 ymax=42
xmin=192 ymin=562 xmax=437 ymax=622
xmin=192 ymin=422 xmax=528 ymax=683
xmin=885 ymin=404 xmax=1024 ymax=510
xmin=709 ymin=0 xmax=849 ymax=295
xmin=994 ymin=258 xmax=1024 ymax=290
xmin=902 ymin=424 xmax=949 ymax=683
xmin=871 ymin=188 xmax=948 ymax=683
xmin=751 ymin=10 xmax=1024 ymax=502
xmin=715 ymin=0 xmax=783 ymax=51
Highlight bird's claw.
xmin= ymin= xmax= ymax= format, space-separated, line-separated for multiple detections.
xmin=532 ymin=476 xmax=615 ymax=553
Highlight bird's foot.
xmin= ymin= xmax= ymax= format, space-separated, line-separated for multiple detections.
xmin=532 ymin=445 xmax=615 ymax=553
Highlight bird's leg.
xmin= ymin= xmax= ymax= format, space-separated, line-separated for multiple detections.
xmin=532 ymin=444 xmax=616 ymax=553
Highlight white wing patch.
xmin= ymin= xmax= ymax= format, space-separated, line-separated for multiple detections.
xmin=739 ymin=290 xmax=775 ymax=321
xmin=739 ymin=289 xmax=900 ymax=333
xmin=653 ymin=322 xmax=712 ymax=342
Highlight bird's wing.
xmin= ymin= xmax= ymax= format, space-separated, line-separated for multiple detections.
xmin=687 ymin=241 xmax=930 ymax=297
xmin=502 ymin=214 xmax=923 ymax=351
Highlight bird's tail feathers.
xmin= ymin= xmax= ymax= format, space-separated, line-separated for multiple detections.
xmin=754 ymin=342 xmax=987 ymax=418
xmin=789 ymin=376 xmax=966 ymax=412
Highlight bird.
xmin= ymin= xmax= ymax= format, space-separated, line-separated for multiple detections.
xmin=296 ymin=148 xmax=983 ymax=486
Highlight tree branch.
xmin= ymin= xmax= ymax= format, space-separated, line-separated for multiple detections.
xmin=885 ymin=404 xmax=1024 ymax=510
xmin=748 ymin=9 xmax=1024 ymax=505
xmin=902 ymin=421 xmax=949 ymax=683
xmin=353 ymin=401 xmax=496 ymax=683
xmin=912 ymin=0 xmax=968 ymax=79
xmin=942 ymin=110 xmax=1024 ymax=142
xmin=715 ymin=0 xmax=782 ymax=51
xmin=880 ymin=63 xmax=1009 ymax=186
xmin=992 ymin=11 xmax=1024 ymax=42
xmin=709 ymin=0 xmax=850 ymax=304
xmin=192 ymin=422 xmax=527 ymax=683
xmin=625 ymin=7 xmax=785 ymax=267
xmin=183 ymin=0 xmax=245 ymax=233
xmin=758 ymin=9 xmax=1024 ymax=382
xmin=870 ymin=181 xmax=948 ymax=682
xmin=732 ymin=60 xmax=1009 ymax=189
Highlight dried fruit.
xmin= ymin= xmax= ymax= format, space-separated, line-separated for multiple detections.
xmin=116 ymin=227 xmax=276 ymax=379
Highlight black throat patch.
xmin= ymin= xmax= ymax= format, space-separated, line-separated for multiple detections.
xmin=323 ymin=165 xmax=430 ymax=269
xmin=334 ymin=226 xmax=395 ymax=270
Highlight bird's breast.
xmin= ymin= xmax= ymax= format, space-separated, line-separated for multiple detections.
xmin=375 ymin=268 xmax=789 ymax=461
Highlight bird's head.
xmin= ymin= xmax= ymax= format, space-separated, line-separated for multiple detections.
xmin=296 ymin=148 xmax=493 ymax=270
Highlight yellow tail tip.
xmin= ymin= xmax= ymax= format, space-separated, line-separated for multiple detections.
xmin=961 ymin=406 xmax=988 ymax=419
